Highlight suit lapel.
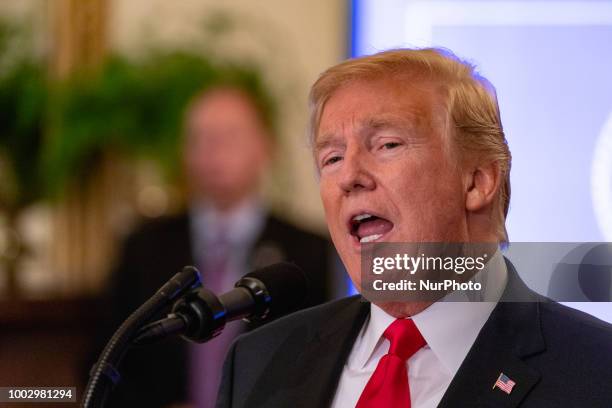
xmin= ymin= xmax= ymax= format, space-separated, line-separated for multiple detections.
xmin=282 ymin=296 xmax=370 ymax=407
xmin=438 ymin=259 xmax=545 ymax=408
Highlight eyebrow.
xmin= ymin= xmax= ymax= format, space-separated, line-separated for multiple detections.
xmin=363 ymin=114 xmax=419 ymax=133
xmin=314 ymin=133 xmax=343 ymax=153
xmin=314 ymin=112 xmax=425 ymax=152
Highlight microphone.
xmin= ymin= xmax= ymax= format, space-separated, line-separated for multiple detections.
xmin=83 ymin=266 xmax=201 ymax=408
xmin=133 ymin=262 xmax=308 ymax=345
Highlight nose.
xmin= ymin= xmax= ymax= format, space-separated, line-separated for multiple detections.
xmin=338 ymin=146 xmax=375 ymax=193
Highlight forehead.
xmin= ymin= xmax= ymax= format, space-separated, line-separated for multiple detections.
xmin=187 ymin=89 xmax=261 ymax=123
xmin=316 ymin=77 xmax=446 ymax=142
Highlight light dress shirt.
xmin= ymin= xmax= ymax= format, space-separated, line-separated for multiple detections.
xmin=188 ymin=198 xmax=265 ymax=408
xmin=331 ymin=250 xmax=508 ymax=408
xmin=189 ymin=198 xmax=265 ymax=288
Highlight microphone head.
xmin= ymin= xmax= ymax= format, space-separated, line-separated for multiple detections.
xmin=239 ymin=262 xmax=310 ymax=319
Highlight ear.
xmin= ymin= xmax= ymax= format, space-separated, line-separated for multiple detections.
xmin=465 ymin=161 xmax=502 ymax=212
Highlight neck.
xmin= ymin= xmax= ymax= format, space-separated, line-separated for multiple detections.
xmin=195 ymin=193 xmax=257 ymax=215
xmin=375 ymin=301 xmax=434 ymax=318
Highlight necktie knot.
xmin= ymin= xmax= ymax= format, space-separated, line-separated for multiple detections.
xmin=356 ymin=318 xmax=426 ymax=407
xmin=384 ymin=318 xmax=426 ymax=361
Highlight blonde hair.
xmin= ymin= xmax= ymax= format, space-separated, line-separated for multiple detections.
xmin=309 ymin=48 xmax=511 ymax=242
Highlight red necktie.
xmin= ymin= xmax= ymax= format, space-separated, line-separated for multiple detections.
xmin=356 ymin=318 xmax=426 ymax=408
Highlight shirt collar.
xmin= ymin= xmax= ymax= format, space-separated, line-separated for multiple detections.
xmin=190 ymin=197 xmax=265 ymax=246
xmin=356 ymin=250 xmax=507 ymax=375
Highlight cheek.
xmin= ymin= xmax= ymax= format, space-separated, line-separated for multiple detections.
xmin=319 ymin=179 xmax=337 ymax=217
xmin=319 ymin=179 xmax=346 ymax=245
xmin=224 ymin=144 xmax=266 ymax=177
xmin=388 ymin=153 xmax=464 ymax=236
xmin=318 ymin=181 xmax=361 ymax=279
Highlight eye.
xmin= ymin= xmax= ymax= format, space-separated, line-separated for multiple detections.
xmin=381 ymin=141 xmax=401 ymax=150
xmin=323 ymin=155 xmax=343 ymax=167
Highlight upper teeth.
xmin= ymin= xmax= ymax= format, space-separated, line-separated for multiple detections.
xmin=353 ymin=213 xmax=373 ymax=222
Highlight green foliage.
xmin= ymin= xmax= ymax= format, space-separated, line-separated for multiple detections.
xmin=0 ymin=61 xmax=46 ymax=207
xmin=0 ymin=18 xmax=46 ymax=208
xmin=0 ymin=19 xmax=277 ymax=203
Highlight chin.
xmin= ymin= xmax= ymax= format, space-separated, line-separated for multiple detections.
xmin=376 ymin=300 xmax=434 ymax=318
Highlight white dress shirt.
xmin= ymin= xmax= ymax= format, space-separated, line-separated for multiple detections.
xmin=331 ymin=251 xmax=508 ymax=408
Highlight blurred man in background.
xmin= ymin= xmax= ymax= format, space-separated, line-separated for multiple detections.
xmin=100 ymin=85 xmax=338 ymax=407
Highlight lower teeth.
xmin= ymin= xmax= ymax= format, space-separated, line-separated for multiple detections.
xmin=360 ymin=234 xmax=382 ymax=243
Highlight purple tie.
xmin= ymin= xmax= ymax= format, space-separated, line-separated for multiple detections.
xmin=202 ymin=230 xmax=230 ymax=293
xmin=189 ymin=227 xmax=243 ymax=408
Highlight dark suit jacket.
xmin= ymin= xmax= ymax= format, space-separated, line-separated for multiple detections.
xmin=217 ymin=259 xmax=612 ymax=407
xmin=95 ymin=212 xmax=337 ymax=407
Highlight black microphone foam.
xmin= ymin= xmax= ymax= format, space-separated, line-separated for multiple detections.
xmin=241 ymin=261 xmax=310 ymax=316
xmin=134 ymin=262 xmax=311 ymax=345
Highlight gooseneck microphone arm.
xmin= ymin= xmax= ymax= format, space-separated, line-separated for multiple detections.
xmin=82 ymin=266 xmax=201 ymax=408
xmin=81 ymin=262 xmax=308 ymax=408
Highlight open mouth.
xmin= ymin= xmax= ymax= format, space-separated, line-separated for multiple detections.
xmin=349 ymin=213 xmax=394 ymax=244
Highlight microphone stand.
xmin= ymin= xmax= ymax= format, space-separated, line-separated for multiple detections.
xmin=81 ymin=266 xmax=201 ymax=408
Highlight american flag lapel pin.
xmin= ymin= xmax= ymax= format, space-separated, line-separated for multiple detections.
xmin=493 ymin=372 xmax=516 ymax=395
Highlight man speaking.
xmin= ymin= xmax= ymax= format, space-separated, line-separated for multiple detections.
xmin=215 ymin=48 xmax=612 ymax=407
